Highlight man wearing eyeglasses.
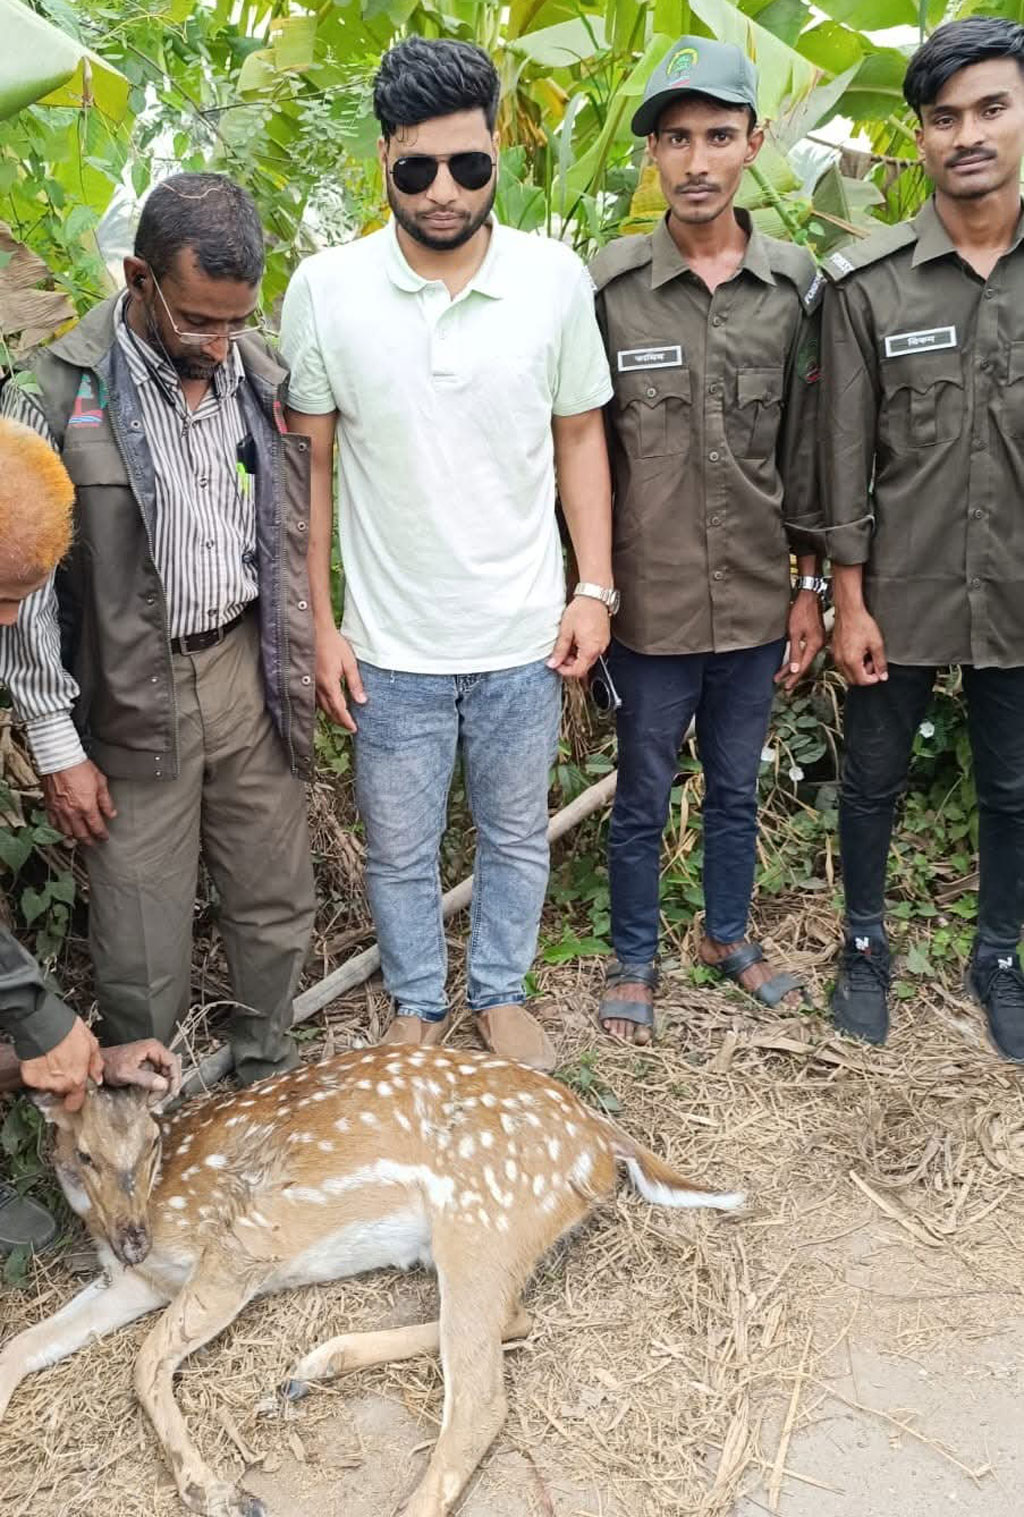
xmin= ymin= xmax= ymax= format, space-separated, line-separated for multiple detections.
xmin=0 ymin=172 xmax=316 ymax=1086
xmin=281 ymin=38 xmax=614 ymax=1069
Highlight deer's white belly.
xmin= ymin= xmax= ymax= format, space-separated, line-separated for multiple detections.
xmin=265 ymin=1209 xmax=433 ymax=1291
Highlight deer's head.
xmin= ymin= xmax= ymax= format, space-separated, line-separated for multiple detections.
xmin=35 ymin=1084 xmax=167 ymax=1266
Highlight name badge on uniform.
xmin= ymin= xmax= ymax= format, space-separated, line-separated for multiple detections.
xmin=617 ymin=345 xmax=683 ymax=372
xmin=883 ymin=325 xmax=957 ymax=358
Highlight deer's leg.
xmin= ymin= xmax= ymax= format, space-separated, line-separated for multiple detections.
xmin=0 ymin=1267 xmax=167 ymax=1422
xmin=286 ymin=1302 xmax=532 ymax=1392
xmin=400 ymin=1246 xmax=520 ymax=1517
xmin=133 ymin=1262 xmax=269 ymax=1517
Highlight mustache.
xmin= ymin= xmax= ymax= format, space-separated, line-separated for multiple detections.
xmin=945 ymin=148 xmax=996 ymax=168
xmin=674 ymin=180 xmax=720 ymax=193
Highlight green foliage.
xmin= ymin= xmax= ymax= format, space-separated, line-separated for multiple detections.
xmin=0 ymin=779 xmax=77 ymax=962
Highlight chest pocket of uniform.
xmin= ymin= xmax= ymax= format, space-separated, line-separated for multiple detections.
xmin=879 ymin=351 xmax=964 ymax=449
xmin=1001 ymin=342 xmax=1024 ymax=436
xmin=728 ymin=367 xmax=784 ymax=459
xmin=614 ymin=368 xmax=692 ymax=459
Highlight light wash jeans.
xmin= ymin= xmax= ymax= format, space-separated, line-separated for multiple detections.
xmin=353 ymin=658 xmax=562 ymax=1022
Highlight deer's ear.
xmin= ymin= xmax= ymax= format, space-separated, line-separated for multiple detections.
xmin=31 ymin=1092 xmax=75 ymax=1130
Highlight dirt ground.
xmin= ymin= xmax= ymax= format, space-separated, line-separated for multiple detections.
xmin=3 ymin=918 xmax=1024 ymax=1517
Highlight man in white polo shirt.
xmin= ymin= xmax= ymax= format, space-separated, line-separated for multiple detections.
xmin=280 ymin=37 xmax=614 ymax=1069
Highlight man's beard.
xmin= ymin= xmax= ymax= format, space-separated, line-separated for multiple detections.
xmin=387 ymin=181 xmax=496 ymax=252
xmin=143 ymin=302 xmax=218 ymax=381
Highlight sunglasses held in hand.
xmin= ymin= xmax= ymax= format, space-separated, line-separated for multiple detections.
xmin=389 ymin=151 xmax=496 ymax=196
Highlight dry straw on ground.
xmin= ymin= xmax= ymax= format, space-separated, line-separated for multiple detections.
xmin=3 ymin=901 xmax=1023 ymax=1517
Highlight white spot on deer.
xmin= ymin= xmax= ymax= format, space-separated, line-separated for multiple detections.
xmin=481 ymin=1060 xmax=505 ymax=1069
xmin=182 ymin=1165 xmax=199 ymax=1180
xmin=168 ymin=1196 xmax=187 ymax=1210
xmin=317 ymin=1140 xmax=334 ymax=1153
xmin=457 ymin=1135 xmax=475 ymax=1160
xmin=377 ymin=1082 xmax=392 ymax=1097
xmin=311 ymin=1091 xmax=329 ymax=1103
xmin=297 ymin=1132 xmax=314 ymax=1144
xmin=392 ymin=1076 xmax=406 ymax=1090
xmin=226 ymin=1116 xmax=243 ymax=1128
xmin=239 ymin=1101 xmax=256 ymax=1108
xmin=496 ymin=1214 xmax=510 ymax=1233
xmin=571 ymin=1151 xmax=593 ymax=1185
xmin=533 ymin=1174 xmax=546 ymax=1196
xmin=205 ymin=1155 xmax=227 ymax=1170
xmin=385 ymin=1062 xmax=403 ymax=1075
xmin=477 ymin=1210 xmax=491 ymax=1228
xmin=426 ymin=1080 xmax=442 ymax=1097
xmin=395 ymin=1112 xmax=412 ymax=1132
xmin=541 ymin=1192 xmax=558 ymax=1213
xmin=297 ymin=1098 xmax=312 ymax=1109
xmin=176 ymin=1136 xmax=193 ymax=1152
xmin=463 ymin=1096 xmax=478 ymax=1108
xmin=546 ymin=1138 xmax=561 ymax=1161
xmin=283 ymin=1185 xmax=327 ymax=1204
xmin=461 ymin=1190 xmax=482 ymax=1208
xmin=525 ymin=1112 xmax=542 ymax=1128
xmin=500 ymin=1115 xmax=517 ymax=1135
xmin=360 ymin=1055 xmax=375 ymax=1065
xmin=458 ymin=1065 xmax=476 ymax=1075
xmin=444 ymin=1070 xmax=456 ymax=1084
xmin=356 ymin=1080 xmax=372 ymax=1091
xmin=480 ymin=1131 xmax=494 ymax=1149
xmin=565 ymin=1121 xmax=578 ymax=1136
xmin=334 ymin=1118 xmax=350 ymax=1134
xmin=237 ymin=1216 xmax=257 ymax=1228
xmin=481 ymin=1093 xmax=497 ymax=1108
xmin=359 ymin=1112 xmax=378 ymax=1127
xmin=504 ymin=1159 xmax=517 ymax=1182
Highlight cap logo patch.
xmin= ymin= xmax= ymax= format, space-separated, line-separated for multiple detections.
xmin=667 ymin=47 xmax=699 ymax=84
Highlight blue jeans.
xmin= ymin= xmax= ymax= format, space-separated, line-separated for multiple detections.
xmin=353 ymin=659 xmax=562 ymax=1021
xmin=608 ymin=638 xmax=784 ymax=963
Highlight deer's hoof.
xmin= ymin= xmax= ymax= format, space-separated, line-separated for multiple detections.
xmin=280 ymin=1377 xmax=310 ymax=1402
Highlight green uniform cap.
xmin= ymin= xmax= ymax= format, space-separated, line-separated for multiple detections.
xmin=631 ymin=36 xmax=759 ymax=137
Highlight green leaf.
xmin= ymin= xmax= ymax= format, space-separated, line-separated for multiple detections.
xmin=0 ymin=0 xmax=130 ymax=123
xmin=905 ymin=943 xmax=933 ymax=976
xmin=0 ymin=829 xmax=33 ymax=874
xmin=21 ymin=885 xmax=50 ymax=926
xmin=48 ymin=873 xmax=75 ymax=905
xmin=511 ymin=16 xmax=608 ymax=66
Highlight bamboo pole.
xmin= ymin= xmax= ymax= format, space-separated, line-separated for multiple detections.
xmin=180 ymin=770 xmax=618 ymax=1096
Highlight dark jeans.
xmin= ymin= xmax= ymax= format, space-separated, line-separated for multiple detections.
xmin=840 ymin=663 xmax=1024 ymax=948
xmin=608 ymin=637 xmax=784 ymax=963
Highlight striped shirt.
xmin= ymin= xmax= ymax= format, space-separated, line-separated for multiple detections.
xmin=0 ymin=292 xmax=257 ymax=774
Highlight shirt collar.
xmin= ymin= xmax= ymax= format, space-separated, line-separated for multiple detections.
xmin=115 ymin=289 xmax=244 ymax=402
xmin=911 ymin=194 xmax=1024 ymax=267
xmin=384 ymin=214 xmax=508 ymax=299
xmin=650 ymin=208 xmax=775 ymax=290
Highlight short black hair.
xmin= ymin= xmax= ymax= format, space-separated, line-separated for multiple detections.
xmin=134 ymin=173 xmax=264 ymax=286
xmin=373 ymin=37 xmax=500 ymax=141
xmin=904 ymin=17 xmax=1024 ymax=116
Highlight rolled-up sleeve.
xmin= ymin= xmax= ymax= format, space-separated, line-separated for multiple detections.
xmin=0 ymin=928 xmax=77 ymax=1060
xmin=819 ymin=282 xmax=879 ymax=565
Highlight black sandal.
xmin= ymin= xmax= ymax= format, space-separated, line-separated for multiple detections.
xmin=711 ymin=942 xmax=809 ymax=1008
xmin=598 ymin=961 xmax=659 ymax=1041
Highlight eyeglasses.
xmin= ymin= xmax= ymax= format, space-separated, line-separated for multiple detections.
xmin=151 ymin=274 xmax=265 ymax=349
xmin=388 ymin=151 xmax=496 ymax=197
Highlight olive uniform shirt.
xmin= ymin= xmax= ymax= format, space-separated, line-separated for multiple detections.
xmin=820 ymin=196 xmax=1024 ymax=669
xmin=590 ymin=211 xmax=822 ymax=656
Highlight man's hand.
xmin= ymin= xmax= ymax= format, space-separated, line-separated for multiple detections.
xmin=315 ymin=625 xmax=367 ymax=733
xmin=833 ymin=606 xmax=889 ymax=685
xmin=102 ymin=1040 xmax=181 ymax=1098
xmin=547 ymin=596 xmax=610 ymax=680
xmin=20 ymin=1016 xmax=104 ymax=1112
xmin=41 ymin=760 xmax=116 ymax=844
xmin=776 ymin=591 xmax=826 ymax=693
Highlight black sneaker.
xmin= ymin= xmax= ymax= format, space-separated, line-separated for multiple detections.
xmin=966 ymin=951 xmax=1024 ymax=1062
xmin=831 ymin=935 xmax=891 ymax=1045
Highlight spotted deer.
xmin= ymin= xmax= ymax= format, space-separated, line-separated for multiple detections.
xmin=0 ymin=1045 xmax=742 ymax=1517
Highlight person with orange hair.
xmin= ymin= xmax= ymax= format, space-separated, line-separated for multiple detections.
xmin=0 ymin=415 xmax=179 ymax=1254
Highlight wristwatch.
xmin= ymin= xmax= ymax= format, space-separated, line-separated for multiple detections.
xmin=793 ymin=575 xmax=831 ymax=600
xmin=574 ymin=581 xmax=621 ymax=615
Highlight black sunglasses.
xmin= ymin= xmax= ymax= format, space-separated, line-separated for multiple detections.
xmin=389 ymin=151 xmax=496 ymax=196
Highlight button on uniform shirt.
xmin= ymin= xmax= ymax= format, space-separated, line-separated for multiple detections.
xmin=591 ymin=211 xmax=821 ymax=657
xmin=279 ymin=217 xmax=613 ymax=674
xmin=0 ymin=293 xmax=256 ymax=773
xmin=820 ymin=197 xmax=1024 ymax=668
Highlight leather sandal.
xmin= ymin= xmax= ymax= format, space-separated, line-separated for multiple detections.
xmin=475 ymin=1004 xmax=556 ymax=1072
xmin=599 ymin=961 xmax=659 ymax=1043
xmin=711 ymin=942 xmax=809 ymax=1008
xmin=382 ymin=1012 xmax=451 ymax=1047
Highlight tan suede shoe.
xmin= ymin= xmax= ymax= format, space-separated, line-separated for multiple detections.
xmin=475 ymin=1003 xmax=557 ymax=1072
xmin=382 ymin=1013 xmax=451 ymax=1047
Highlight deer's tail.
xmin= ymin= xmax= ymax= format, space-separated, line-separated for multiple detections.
xmin=597 ymin=1116 xmax=744 ymax=1212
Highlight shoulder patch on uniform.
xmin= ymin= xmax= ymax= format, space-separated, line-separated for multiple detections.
xmin=762 ymin=237 xmax=820 ymax=308
xmin=589 ymin=234 xmax=654 ymax=295
xmin=822 ymin=221 xmax=917 ymax=284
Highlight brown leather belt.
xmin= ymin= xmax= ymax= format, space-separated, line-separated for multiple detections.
xmin=169 ymin=608 xmax=248 ymax=655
